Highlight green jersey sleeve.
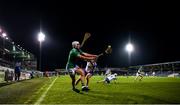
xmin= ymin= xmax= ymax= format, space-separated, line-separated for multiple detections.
xmin=71 ymin=48 xmax=80 ymax=57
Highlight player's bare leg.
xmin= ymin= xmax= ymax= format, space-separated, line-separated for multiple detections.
xmin=70 ymin=74 xmax=75 ymax=89
xmin=139 ymin=75 xmax=143 ymax=81
xmin=97 ymin=79 xmax=105 ymax=83
xmin=75 ymin=76 xmax=81 ymax=86
xmin=85 ymin=73 xmax=92 ymax=89
xmin=75 ymin=68 xmax=87 ymax=91
xmin=69 ymin=74 xmax=80 ymax=93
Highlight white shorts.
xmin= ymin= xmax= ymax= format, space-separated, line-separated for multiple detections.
xmin=66 ymin=66 xmax=79 ymax=75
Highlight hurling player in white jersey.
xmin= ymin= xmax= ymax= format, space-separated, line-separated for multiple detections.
xmin=135 ymin=66 xmax=144 ymax=81
xmin=97 ymin=73 xmax=117 ymax=84
xmin=75 ymin=60 xmax=97 ymax=90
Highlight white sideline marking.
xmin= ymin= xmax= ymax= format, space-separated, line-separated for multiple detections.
xmin=34 ymin=77 xmax=58 ymax=105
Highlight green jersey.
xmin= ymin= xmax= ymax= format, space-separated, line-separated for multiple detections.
xmin=66 ymin=48 xmax=83 ymax=69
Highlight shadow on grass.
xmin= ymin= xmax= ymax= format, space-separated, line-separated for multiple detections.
xmin=0 ymin=82 xmax=15 ymax=87
xmin=0 ymin=80 xmax=27 ymax=88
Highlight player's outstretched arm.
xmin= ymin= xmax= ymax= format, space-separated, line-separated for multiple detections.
xmin=78 ymin=55 xmax=97 ymax=61
xmin=82 ymin=52 xmax=97 ymax=57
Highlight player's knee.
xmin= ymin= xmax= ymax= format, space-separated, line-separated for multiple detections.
xmin=79 ymin=72 xmax=84 ymax=77
xmin=81 ymin=72 xmax=85 ymax=77
xmin=85 ymin=76 xmax=88 ymax=79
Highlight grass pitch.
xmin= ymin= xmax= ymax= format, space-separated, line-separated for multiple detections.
xmin=0 ymin=75 xmax=180 ymax=104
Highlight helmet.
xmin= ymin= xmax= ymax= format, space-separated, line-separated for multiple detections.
xmin=72 ymin=41 xmax=80 ymax=48
xmin=114 ymin=73 xmax=117 ymax=76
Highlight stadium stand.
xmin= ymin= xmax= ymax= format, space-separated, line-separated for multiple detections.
xmin=0 ymin=26 xmax=38 ymax=83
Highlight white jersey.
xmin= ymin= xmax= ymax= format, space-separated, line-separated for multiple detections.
xmin=136 ymin=71 xmax=143 ymax=76
xmin=85 ymin=62 xmax=97 ymax=73
xmin=136 ymin=66 xmax=143 ymax=76
xmin=107 ymin=74 xmax=117 ymax=81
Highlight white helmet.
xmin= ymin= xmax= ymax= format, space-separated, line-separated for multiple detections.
xmin=114 ymin=73 xmax=117 ymax=76
xmin=72 ymin=41 xmax=80 ymax=48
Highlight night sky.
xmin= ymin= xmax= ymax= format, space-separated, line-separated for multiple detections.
xmin=0 ymin=1 xmax=180 ymax=70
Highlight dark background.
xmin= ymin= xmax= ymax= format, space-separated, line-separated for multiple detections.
xmin=0 ymin=1 xmax=179 ymax=70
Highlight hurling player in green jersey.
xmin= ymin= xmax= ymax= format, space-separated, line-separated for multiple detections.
xmin=66 ymin=41 xmax=97 ymax=92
